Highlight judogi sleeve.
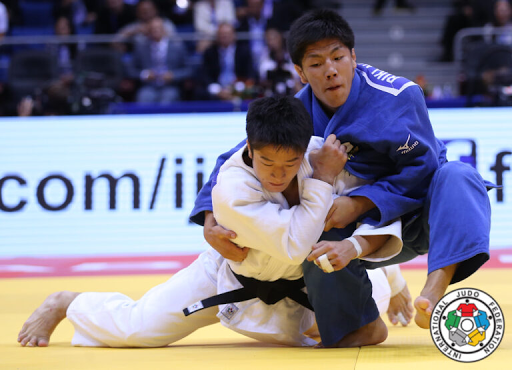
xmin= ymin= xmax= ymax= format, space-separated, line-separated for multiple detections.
xmin=348 ymin=86 xmax=441 ymax=226
xmin=332 ymin=172 xmax=403 ymax=262
xmin=212 ymin=167 xmax=334 ymax=265
xmin=353 ymin=218 xmax=403 ymax=262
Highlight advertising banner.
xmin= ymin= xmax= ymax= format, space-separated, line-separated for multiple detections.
xmin=0 ymin=108 xmax=510 ymax=258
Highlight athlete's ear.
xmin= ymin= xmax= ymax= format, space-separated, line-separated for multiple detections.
xmin=294 ymin=64 xmax=308 ymax=84
xmin=246 ymin=140 xmax=253 ymax=159
xmin=351 ymin=49 xmax=357 ymax=67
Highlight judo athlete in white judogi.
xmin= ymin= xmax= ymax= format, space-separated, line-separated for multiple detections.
xmin=18 ymin=96 xmax=410 ymax=348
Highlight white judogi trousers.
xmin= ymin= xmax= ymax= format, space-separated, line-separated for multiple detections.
xmin=67 ymin=249 xmax=393 ymax=348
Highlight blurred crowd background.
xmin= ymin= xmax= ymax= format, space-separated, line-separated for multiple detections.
xmin=0 ymin=0 xmax=511 ymax=116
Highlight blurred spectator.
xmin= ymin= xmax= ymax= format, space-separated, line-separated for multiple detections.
xmin=237 ymin=0 xmax=269 ymax=74
xmin=46 ymin=16 xmax=83 ymax=87
xmin=83 ymin=0 xmax=103 ymax=25
xmin=17 ymin=95 xmax=34 ymax=116
xmin=235 ymin=0 xmax=273 ymax=21
xmin=117 ymin=0 xmax=176 ymax=43
xmin=468 ymin=42 xmax=512 ymax=106
xmin=373 ymin=0 xmax=415 ymax=15
xmin=267 ymin=0 xmax=312 ymax=32
xmin=200 ymin=22 xmax=255 ymax=100
xmin=439 ymin=0 xmax=478 ymax=62
xmin=414 ymin=74 xmax=432 ymax=97
xmin=41 ymin=16 xmax=85 ymax=116
xmin=194 ymin=0 xmax=236 ymax=52
xmin=476 ymin=1 xmax=512 ymax=105
xmin=0 ymin=1 xmax=8 ymax=40
xmin=258 ymin=27 xmax=300 ymax=96
xmin=470 ymin=0 xmax=495 ymax=26
xmin=459 ymin=1 xmax=512 ymax=106
xmin=1 ymin=0 xmax=19 ymax=26
xmin=95 ymin=0 xmax=137 ymax=34
xmin=483 ymin=0 xmax=512 ymax=45
xmin=54 ymin=0 xmax=91 ymax=31
xmin=16 ymin=83 xmax=72 ymax=116
xmin=128 ymin=17 xmax=191 ymax=103
xmin=114 ymin=0 xmax=177 ymax=53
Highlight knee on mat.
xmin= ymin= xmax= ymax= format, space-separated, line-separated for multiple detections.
xmin=371 ymin=318 xmax=388 ymax=345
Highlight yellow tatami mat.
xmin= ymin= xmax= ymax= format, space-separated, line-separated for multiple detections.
xmin=1 ymin=268 xmax=510 ymax=370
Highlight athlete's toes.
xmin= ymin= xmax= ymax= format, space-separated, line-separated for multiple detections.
xmin=387 ymin=312 xmax=398 ymax=325
xmin=37 ymin=337 xmax=49 ymax=347
xmin=18 ymin=325 xmax=28 ymax=342
xmin=19 ymin=336 xmax=31 ymax=347
xmin=414 ymin=296 xmax=431 ymax=312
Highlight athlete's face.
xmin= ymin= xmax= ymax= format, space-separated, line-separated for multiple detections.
xmin=295 ymin=39 xmax=357 ymax=115
xmin=248 ymin=143 xmax=304 ymax=193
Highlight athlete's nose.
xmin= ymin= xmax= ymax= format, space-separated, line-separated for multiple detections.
xmin=325 ymin=59 xmax=338 ymax=79
xmin=272 ymin=167 xmax=286 ymax=179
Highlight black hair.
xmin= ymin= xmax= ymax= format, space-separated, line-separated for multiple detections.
xmin=287 ymin=9 xmax=355 ymax=67
xmin=246 ymin=96 xmax=313 ymax=154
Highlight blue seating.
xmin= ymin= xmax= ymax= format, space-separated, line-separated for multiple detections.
xmin=7 ymin=26 xmax=55 ymax=52
xmin=19 ymin=1 xmax=55 ymax=28
xmin=0 ymin=55 xmax=9 ymax=83
xmin=9 ymin=26 xmax=55 ymax=37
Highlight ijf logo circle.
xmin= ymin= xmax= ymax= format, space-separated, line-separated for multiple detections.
xmin=430 ymin=288 xmax=505 ymax=362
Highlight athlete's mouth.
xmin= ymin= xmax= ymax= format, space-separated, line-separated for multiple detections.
xmin=326 ymin=85 xmax=341 ymax=91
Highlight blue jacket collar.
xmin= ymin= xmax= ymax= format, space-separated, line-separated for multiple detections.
xmin=311 ymin=68 xmax=361 ymax=138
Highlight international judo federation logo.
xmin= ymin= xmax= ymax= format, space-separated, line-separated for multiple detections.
xmin=430 ymin=288 xmax=505 ymax=362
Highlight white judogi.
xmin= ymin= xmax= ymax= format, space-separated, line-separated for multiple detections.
xmin=67 ymin=137 xmax=403 ymax=348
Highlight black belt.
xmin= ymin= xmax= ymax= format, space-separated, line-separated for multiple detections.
xmin=183 ymin=270 xmax=313 ymax=316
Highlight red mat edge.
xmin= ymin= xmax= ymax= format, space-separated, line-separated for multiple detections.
xmin=0 ymin=248 xmax=510 ymax=279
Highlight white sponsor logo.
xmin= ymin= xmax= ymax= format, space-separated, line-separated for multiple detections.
xmin=397 ymin=134 xmax=419 ymax=154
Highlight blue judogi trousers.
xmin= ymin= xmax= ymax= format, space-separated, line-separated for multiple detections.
xmin=303 ymin=161 xmax=492 ymax=346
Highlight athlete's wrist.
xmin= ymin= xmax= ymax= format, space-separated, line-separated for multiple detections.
xmin=351 ymin=196 xmax=376 ymax=217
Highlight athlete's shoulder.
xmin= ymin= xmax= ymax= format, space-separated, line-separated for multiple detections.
xmin=215 ymin=164 xmax=263 ymax=203
xmin=357 ymin=63 xmax=418 ymax=97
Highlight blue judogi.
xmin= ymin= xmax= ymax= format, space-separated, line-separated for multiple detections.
xmin=190 ymin=64 xmax=491 ymax=346
xmin=295 ymin=64 xmax=490 ymax=282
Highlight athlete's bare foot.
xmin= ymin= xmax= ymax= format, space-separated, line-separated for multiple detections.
xmin=387 ymin=285 xmax=413 ymax=326
xmin=414 ymin=295 xmax=433 ymax=329
xmin=18 ymin=291 xmax=79 ymax=347
xmin=323 ymin=316 xmax=388 ymax=348
xmin=413 ymin=264 xmax=459 ymax=329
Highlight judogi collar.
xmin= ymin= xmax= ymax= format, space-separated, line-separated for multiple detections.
xmin=311 ymin=68 xmax=362 ymax=140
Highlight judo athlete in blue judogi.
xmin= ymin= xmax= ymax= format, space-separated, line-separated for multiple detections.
xmin=190 ymin=9 xmax=493 ymax=347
